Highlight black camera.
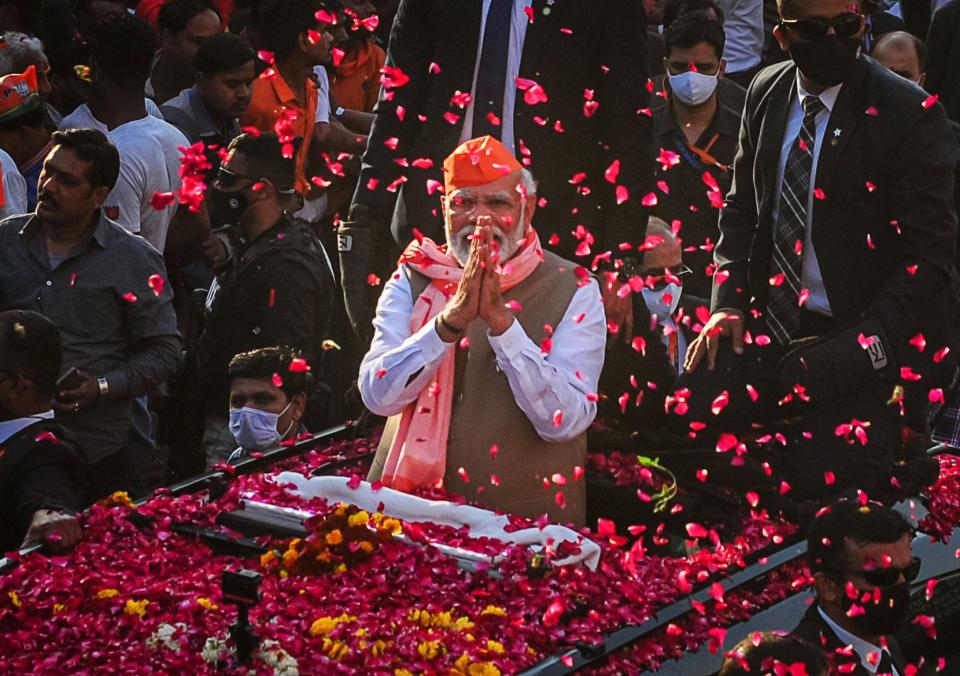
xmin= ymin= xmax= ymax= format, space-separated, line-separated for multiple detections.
xmin=221 ymin=569 xmax=262 ymax=605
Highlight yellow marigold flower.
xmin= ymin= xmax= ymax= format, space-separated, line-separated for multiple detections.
xmin=480 ymin=605 xmax=506 ymax=616
xmin=334 ymin=563 xmax=347 ymax=574
xmin=379 ymin=518 xmax=402 ymax=535
xmin=310 ymin=616 xmax=339 ymax=637
xmin=322 ymin=637 xmax=349 ymax=659
xmin=52 ymin=603 xmax=65 ymax=614
xmin=485 ymin=640 xmax=505 ymax=654
xmin=370 ymin=640 xmax=387 ymax=656
xmin=395 ymin=670 xmax=415 ymax=676
xmin=279 ymin=570 xmax=288 ymax=579
xmin=123 ymin=599 xmax=150 ymax=617
xmin=417 ymin=639 xmax=443 ymax=659
xmin=8 ymin=591 xmax=20 ymax=607
xmin=453 ymin=616 xmax=475 ymax=631
xmin=347 ymin=511 xmax=370 ymax=528
xmin=354 ymin=628 xmax=368 ymax=637
xmin=260 ymin=550 xmax=277 ymax=567
xmin=282 ymin=548 xmax=299 ymax=567
xmin=196 ymin=597 xmax=218 ymax=611
xmin=325 ymin=529 xmax=344 ymax=546
xmin=357 ymin=540 xmax=374 ymax=554
xmin=95 ymin=588 xmax=119 ymax=600
xmin=468 ymin=663 xmax=501 ymax=676
xmin=99 ymin=491 xmax=135 ymax=508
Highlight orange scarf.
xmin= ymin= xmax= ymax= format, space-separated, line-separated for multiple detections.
xmin=380 ymin=229 xmax=544 ymax=491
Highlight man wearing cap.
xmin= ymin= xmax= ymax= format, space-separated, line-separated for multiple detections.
xmin=0 ymin=65 xmax=51 ymax=213
xmin=359 ymin=136 xmax=606 ymax=526
xmin=0 ymin=65 xmax=32 ymax=219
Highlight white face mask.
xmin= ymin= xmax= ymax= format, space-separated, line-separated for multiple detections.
xmin=668 ymin=70 xmax=719 ymax=106
xmin=229 ymin=401 xmax=294 ymax=451
xmin=642 ymin=282 xmax=682 ymax=323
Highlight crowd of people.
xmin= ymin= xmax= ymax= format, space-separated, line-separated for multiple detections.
xmin=0 ymin=0 xmax=958 ymax=670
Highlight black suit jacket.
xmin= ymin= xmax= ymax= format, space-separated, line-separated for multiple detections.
xmin=792 ymin=603 xmax=908 ymax=675
xmin=712 ymin=56 xmax=960 ymax=412
xmin=348 ymin=0 xmax=652 ymax=262
xmin=926 ymin=0 xmax=960 ymax=123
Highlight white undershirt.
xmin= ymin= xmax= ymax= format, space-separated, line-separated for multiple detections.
xmin=772 ymin=73 xmax=844 ymax=317
xmin=458 ymin=0 xmax=534 ymax=156
xmin=359 ymin=264 xmax=606 ymax=442
xmin=818 ymin=606 xmax=900 ymax=676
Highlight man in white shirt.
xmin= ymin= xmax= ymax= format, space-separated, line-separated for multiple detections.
xmin=360 ymin=136 xmax=606 ymax=526
xmin=792 ymin=499 xmax=916 ymax=675
xmin=59 ymin=12 xmax=195 ymax=254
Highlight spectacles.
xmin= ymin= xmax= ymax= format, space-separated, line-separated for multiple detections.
xmin=642 ymin=264 xmax=693 ymax=291
xmin=779 ymin=12 xmax=863 ymax=40
xmin=836 ymin=556 xmax=922 ymax=587
xmin=447 ymin=194 xmax=519 ymax=216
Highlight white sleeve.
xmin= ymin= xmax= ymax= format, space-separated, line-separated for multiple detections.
xmin=0 ymin=164 xmax=28 ymax=219
xmin=358 ymin=267 xmax=455 ymax=416
xmin=105 ymin=154 xmax=145 ymax=235
xmin=313 ymin=66 xmax=331 ymax=123
xmin=487 ymin=279 xmax=606 ymax=442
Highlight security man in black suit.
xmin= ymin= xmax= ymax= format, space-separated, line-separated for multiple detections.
xmin=670 ymin=0 xmax=960 ymax=500
xmin=338 ymin=0 xmax=653 ymax=344
xmin=791 ymin=500 xmax=915 ymax=675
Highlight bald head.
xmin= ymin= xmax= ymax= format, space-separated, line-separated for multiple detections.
xmin=642 ymin=217 xmax=682 ymax=272
xmin=872 ymin=31 xmax=926 ymax=87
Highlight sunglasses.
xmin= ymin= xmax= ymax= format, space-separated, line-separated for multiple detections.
xmin=779 ymin=12 xmax=863 ymax=40
xmin=214 ymin=166 xmax=261 ymax=192
xmin=837 ymin=556 xmax=922 ymax=587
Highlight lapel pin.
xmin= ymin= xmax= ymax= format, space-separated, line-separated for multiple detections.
xmin=832 ymin=128 xmax=842 ymax=137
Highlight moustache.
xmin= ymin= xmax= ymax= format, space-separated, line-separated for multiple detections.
xmin=38 ymin=193 xmax=59 ymax=209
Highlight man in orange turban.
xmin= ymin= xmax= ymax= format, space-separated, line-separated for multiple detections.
xmin=358 ymin=136 xmax=607 ymax=526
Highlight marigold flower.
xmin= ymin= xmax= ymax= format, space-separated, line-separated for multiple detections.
xmin=123 ymin=599 xmax=150 ymax=617
xmin=347 ymin=510 xmax=369 ymax=528
xmin=480 ymin=605 xmax=506 ymax=617
xmin=95 ymin=588 xmax=119 ymax=600
xmin=196 ymin=597 xmax=218 ymax=611
xmin=325 ymin=529 xmax=344 ymax=546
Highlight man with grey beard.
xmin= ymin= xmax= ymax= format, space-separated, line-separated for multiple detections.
xmin=358 ymin=136 xmax=606 ymax=526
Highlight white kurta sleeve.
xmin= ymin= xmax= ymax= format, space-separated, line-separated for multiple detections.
xmin=358 ymin=266 xmax=455 ymax=416
xmin=487 ymin=278 xmax=606 ymax=442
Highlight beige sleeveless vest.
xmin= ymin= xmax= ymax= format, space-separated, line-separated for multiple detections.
xmin=368 ymin=250 xmax=587 ymax=526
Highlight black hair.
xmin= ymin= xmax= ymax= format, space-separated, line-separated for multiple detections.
xmin=88 ymin=12 xmax=157 ymax=91
xmin=74 ymin=0 xmax=127 ymax=16
xmin=663 ymin=0 xmax=725 ymax=28
xmin=0 ymin=310 xmax=63 ymax=397
xmin=0 ymin=104 xmax=46 ymax=133
xmin=195 ymin=31 xmax=255 ymax=76
xmin=256 ymin=0 xmax=324 ymax=63
xmin=777 ymin=0 xmax=861 ymax=18
xmin=50 ymin=128 xmax=120 ymax=190
xmin=664 ymin=13 xmax=726 ymax=59
xmin=718 ymin=633 xmax=828 ymax=676
xmin=225 ymin=132 xmax=296 ymax=193
xmin=228 ymin=346 xmax=314 ymax=398
xmin=807 ymin=499 xmax=914 ymax=577
xmin=158 ymin=0 xmax=220 ymax=36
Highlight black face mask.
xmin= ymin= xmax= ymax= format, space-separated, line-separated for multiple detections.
xmin=788 ymin=35 xmax=861 ymax=87
xmin=840 ymin=581 xmax=911 ymax=637
xmin=210 ymin=187 xmax=250 ymax=226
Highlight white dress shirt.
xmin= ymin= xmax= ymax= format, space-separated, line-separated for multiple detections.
xmin=359 ymin=265 xmax=606 ymax=442
xmin=772 ymin=73 xmax=844 ymax=317
xmin=458 ymin=0 xmax=534 ymax=156
xmin=818 ymin=606 xmax=900 ymax=676
xmin=0 ymin=410 xmax=54 ymax=445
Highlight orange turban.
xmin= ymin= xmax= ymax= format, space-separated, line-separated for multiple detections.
xmin=442 ymin=135 xmax=523 ymax=194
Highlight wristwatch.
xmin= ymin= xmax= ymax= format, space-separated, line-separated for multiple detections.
xmin=334 ymin=106 xmax=345 ymax=119
xmin=97 ymin=376 xmax=109 ymax=397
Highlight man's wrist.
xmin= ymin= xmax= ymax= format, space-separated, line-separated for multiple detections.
xmin=486 ymin=311 xmax=514 ymax=336
xmin=96 ymin=376 xmax=109 ymax=398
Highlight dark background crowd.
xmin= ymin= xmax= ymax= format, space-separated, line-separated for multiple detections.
xmin=0 ymin=0 xmax=959 ymax=670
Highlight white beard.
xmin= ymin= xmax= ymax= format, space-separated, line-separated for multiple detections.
xmin=447 ymin=223 xmax=526 ymax=266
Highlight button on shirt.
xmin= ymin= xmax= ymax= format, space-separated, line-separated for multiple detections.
xmin=773 ymin=74 xmax=844 ymax=317
xmin=359 ymin=265 xmax=606 ymax=442
xmin=458 ymin=0 xmax=533 ymax=156
xmin=0 ymin=212 xmax=182 ymax=462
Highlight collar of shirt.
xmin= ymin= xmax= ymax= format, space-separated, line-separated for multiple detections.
xmin=269 ymin=71 xmax=315 ymax=112
xmin=19 ymin=211 xmax=113 ymax=266
xmin=795 ymin=71 xmax=843 ymax=113
xmin=0 ymin=410 xmax=54 ymax=445
xmin=817 ymin=605 xmax=891 ymax=674
xmin=185 ymin=86 xmax=241 ymax=140
xmin=653 ymin=95 xmax=742 ymax=142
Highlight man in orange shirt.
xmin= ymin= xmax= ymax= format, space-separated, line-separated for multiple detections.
xmin=240 ymin=0 xmax=334 ymax=199
xmin=331 ymin=0 xmax=386 ymax=113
